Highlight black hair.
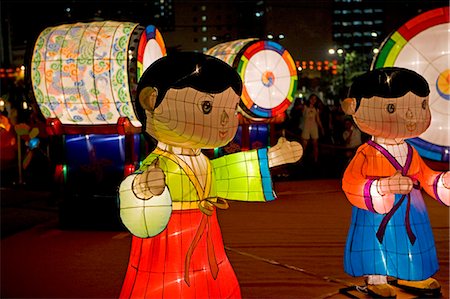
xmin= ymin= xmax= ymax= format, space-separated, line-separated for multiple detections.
xmin=136 ymin=52 xmax=242 ymax=119
xmin=347 ymin=67 xmax=430 ymax=111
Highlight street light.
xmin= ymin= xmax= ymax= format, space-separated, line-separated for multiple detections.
xmin=267 ymin=33 xmax=285 ymax=41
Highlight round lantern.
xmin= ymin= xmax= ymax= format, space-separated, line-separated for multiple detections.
xmin=206 ymin=38 xmax=298 ymax=119
xmin=119 ymin=174 xmax=172 ymax=238
xmin=30 ymin=21 xmax=166 ymax=129
xmin=373 ymin=7 xmax=449 ymax=162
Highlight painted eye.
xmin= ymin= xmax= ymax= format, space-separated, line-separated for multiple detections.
xmin=201 ymin=101 xmax=212 ymax=114
xmin=421 ymin=99 xmax=427 ymax=110
xmin=386 ymin=103 xmax=395 ymax=114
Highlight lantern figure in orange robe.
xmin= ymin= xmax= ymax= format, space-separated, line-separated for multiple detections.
xmin=118 ymin=52 xmax=303 ymax=298
xmin=341 ymin=67 xmax=449 ymax=298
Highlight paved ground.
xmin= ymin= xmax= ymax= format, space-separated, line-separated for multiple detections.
xmin=1 ymin=179 xmax=449 ymax=299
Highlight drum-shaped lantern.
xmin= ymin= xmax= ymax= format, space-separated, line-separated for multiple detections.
xmin=30 ymin=21 xmax=166 ymax=130
xmin=206 ymin=38 xmax=298 ymax=119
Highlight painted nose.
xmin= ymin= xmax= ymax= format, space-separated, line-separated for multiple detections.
xmin=221 ymin=110 xmax=229 ymax=126
xmin=405 ymin=109 xmax=414 ymax=120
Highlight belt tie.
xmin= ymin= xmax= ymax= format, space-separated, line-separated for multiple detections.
xmin=376 ymin=182 xmax=420 ymax=245
xmin=184 ymin=197 xmax=229 ymax=286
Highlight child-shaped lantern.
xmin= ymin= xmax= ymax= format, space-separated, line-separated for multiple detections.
xmin=341 ymin=67 xmax=449 ymax=298
xmin=118 ymin=52 xmax=302 ymax=298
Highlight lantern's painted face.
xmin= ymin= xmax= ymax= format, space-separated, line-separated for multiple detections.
xmin=145 ymin=86 xmax=240 ymax=149
xmin=353 ymin=91 xmax=431 ymax=139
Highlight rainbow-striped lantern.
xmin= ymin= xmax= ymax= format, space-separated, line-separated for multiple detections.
xmin=373 ymin=7 xmax=449 ymax=162
xmin=206 ymin=38 xmax=297 ymax=120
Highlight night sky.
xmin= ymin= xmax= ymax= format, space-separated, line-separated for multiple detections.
xmin=3 ymin=0 xmax=155 ymax=48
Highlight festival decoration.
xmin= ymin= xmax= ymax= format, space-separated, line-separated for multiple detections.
xmin=341 ymin=67 xmax=449 ymax=298
xmin=206 ymin=38 xmax=297 ymax=120
xmin=373 ymin=7 xmax=450 ymax=162
xmin=118 ymin=52 xmax=302 ymax=298
xmin=30 ymin=21 xmax=166 ymax=130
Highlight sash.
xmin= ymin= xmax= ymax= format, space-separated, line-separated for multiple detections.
xmin=367 ymin=140 xmax=418 ymax=245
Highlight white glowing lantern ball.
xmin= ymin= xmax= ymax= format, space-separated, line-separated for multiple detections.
xmin=119 ymin=175 xmax=172 ymax=238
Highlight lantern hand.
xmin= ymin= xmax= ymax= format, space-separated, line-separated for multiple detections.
xmin=268 ymin=137 xmax=303 ymax=168
xmin=132 ymin=158 xmax=166 ymax=200
xmin=377 ymin=171 xmax=413 ymax=195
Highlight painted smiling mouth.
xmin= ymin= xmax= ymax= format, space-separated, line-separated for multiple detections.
xmin=219 ymin=130 xmax=228 ymax=138
xmin=406 ymin=122 xmax=417 ymax=132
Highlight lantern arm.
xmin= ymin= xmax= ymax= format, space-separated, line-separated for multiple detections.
xmin=211 ymin=148 xmax=275 ymax=202
xmin=342 ymin=144 xmax=394 ymax=212
xmin=416 ymin=156 xmax=450 ymax=206
xmin=267 ymin=137 xmax=303 ymax=168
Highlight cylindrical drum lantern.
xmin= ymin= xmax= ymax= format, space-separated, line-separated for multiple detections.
xmin=206 ymin=38 xmax=298 ymax=119
xmin=30 ymin=21 xmax=166 ymax=129
xmin=373 ymin=7 xmax=449 ymax=162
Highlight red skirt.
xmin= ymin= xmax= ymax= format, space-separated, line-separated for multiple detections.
xmin=119 ymin=208 xmax=241 ymax=299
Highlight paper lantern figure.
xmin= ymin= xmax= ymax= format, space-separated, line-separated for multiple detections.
xmin=118 ymin=52 xmax=303 ymax=298
xmin=373 ymin=7 xmax=450 ymax=162
xmin=341 ymin=68 xmax=449 ymax=298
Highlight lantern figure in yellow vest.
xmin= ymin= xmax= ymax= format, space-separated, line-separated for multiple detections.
xmin=118 ymin=52 xmax=303 ymax=298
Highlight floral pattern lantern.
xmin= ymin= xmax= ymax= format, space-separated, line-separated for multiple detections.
xmin=31 ymin=21 xmax=166 ymax=131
